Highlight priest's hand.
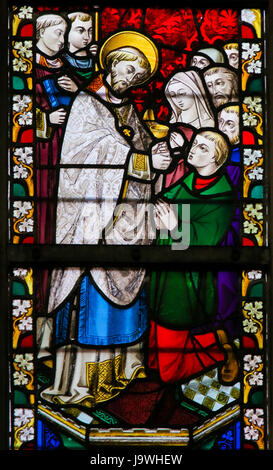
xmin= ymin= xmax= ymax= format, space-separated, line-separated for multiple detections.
xmin=151 ymin=141 xmax=172 ymax=170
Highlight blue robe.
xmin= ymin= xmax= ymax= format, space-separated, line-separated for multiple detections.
xmin=55 ymin=275 xmax=147 ymax=347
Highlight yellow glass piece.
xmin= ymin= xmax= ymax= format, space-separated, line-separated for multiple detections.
xmin=133 ymin=153 xmax=147 ymax=172
xmin=13 ymin=235 xmax=20 ymax=244
xmin=12 ymin=15 xmax=21 ymax=36
xmin=251 ymin=9 xmax=262 ymax=38
xmin=27 ymin=77 xmax=33 ymax=89
xmin=242 ymin=271 xmax=251 ymax=297
xmin=85 ymin=354 xmax=146 ymax=406
xmin=24 ymin=268 xmax=33 ymax=295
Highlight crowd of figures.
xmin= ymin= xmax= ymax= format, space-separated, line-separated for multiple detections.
xmin=36 ymin=11 xmax=241 ymax=410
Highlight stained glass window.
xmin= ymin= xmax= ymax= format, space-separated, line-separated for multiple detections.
xmin=4 ymin=1 xmax=273 ymax=458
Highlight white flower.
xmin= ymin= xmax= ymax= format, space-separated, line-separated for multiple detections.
xmin=13 ymin=164 xmax=28 ymax=179
xmin=14 ymin=147 xmax=33 ymax=165
xmin=13 ymin=57 xmax=28 ymax=72
xmin=12 ymin=299 xmax=31 ymax=317
xmin=14 ymin=41 xmax=32 ymax=59
xmin=248 ymin=167 xmax=264 ymax=180
xmin=244 ymin=203 xmax=263 ymax=220
xmin=18 ymin=6 xmax=33 ymax=19
xmin=18 ymin=317 xmax=33 ymax=332
xmin=244 ymin=301 xmax=263 ymax=320
xmin=14 ymin=353 xmax=33 ymax=371
xmin=241 ymin=10 xmax=256 ymax=24
xmin=249 ymin=371 xmax=263 ymax=386
xmin=13 ymin=201 xmax=32 ymax=218
xmin=247 ymin=60 xmax=262 ymax=74
xmin=242 ymin=43 xmax=260 ymax=60
xmin=243 ymin=318 xmax=258 ymax=334
xmin=245 ymin=409 xmax=264 ymax=427
xmin=18 ymin=218 xmax=34 ymax=233
xmin=14 ymin=408 xmax=33 ymax=427
xmin=243 ymin=112 xmax=258 ymax=127
xmin=244 ymin=96 xmax=262 ymax=114
xmin=13 ymin=95 xmax=31 ymax=113
xmin=19 ymin=426 xmax=34 ymax=442
xmin=247 ymin=270 xmax=262 ymax=280
xmin=13 ymin=268 xmax=28 ymax=278
xmin=244 ymin=425 xmax=259 ymax=441
xmin=18 ymin=111 xmax=32 ymax=126
xmin=13 ymin=371 xmax=28 ymax=386
xmin=244 ymin=220 xmax=258 ymax=234
xmin=243 ymin=149 xmax=262 ymax=166
xmin=244 ymin=354 xmax=262 ymax=371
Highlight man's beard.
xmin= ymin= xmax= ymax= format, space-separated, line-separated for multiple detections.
xmin=229 ymin=133 xmax=240 ymax=145
xmin=110 ymin=70 xmax=128 ymax=95
xmin=213 ymin=94 xmax=229 ymax=108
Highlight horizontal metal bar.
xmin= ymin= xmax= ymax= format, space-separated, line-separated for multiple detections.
xmin=6 ymin=245 xmax=270 ymax=268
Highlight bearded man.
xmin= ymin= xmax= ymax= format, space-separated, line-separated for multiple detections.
xmin=217 ymin=104 xmax=240 ymax=186
xmin=38 ymin=31 xmax=172 ymax=407
xmin=203 ymin=66 xmax=238 ymax=108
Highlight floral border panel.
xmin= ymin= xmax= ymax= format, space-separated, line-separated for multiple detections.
xmin=10 ymin=267 xmax=35 ymax=450
xmin=241 ymin=10 xmax=265 ymax=247
xmin=10 ymin=5 xmax=34 ymax=245
xmin=242 ymin=269 xmax=265 ymax=449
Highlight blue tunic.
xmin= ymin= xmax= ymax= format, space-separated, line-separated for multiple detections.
xmin=55 ymin=275 xmax=147 ymax=346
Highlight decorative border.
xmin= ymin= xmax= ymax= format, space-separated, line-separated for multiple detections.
xmin=240 ymin=8 xmax=266 ymax=450
xmin=242 ymin=270 xmax=265 ymax=449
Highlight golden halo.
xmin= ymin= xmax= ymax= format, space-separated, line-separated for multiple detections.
xmin=99 ymin=31 xmax=159 ymax=80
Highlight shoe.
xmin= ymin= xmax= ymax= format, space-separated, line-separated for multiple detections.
xmin=216 ymin=329 xmax=239 ymax=385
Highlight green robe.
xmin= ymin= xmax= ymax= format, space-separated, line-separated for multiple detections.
xmin=150 ymin=171 xmax=235 ymax=330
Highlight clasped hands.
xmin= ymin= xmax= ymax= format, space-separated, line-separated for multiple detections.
xmin=154 ymin=199 xmax=178 ymax=231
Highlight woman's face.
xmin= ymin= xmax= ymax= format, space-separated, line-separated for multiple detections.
xmin=167 ymin=81 xmax=195 ymax=112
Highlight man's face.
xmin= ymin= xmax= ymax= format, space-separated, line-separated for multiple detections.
xmin=110 ymin=59 xmax=147 ymax=95
xmin=68 ymin=18 xmax=92 ymax=52
xmin=188 ymin=134 xmax=216 ymax=169
xmin=191 ymin=55 xmax=210 ymax=69
xmin=205 ymin=72 xmax=233 ymax=107
xmin=40 ymin=22 xmax=66 ymax=54
xmin=218 ymin=109 xmax=239 ymax=144
xmin=225 ymin=49 xmax=239 ymax=69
